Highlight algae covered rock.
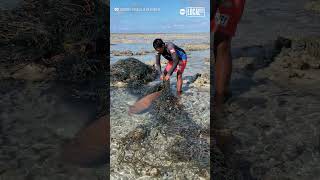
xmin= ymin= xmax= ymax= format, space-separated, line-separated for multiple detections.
xmin=110 ymin=58 xmax=158 ymax=86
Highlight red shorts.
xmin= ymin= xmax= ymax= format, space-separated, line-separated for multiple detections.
xmin=211 ymin=0 xmax=245 ymax=36
xmin=165 ymin=60 xmax=187 ymax=74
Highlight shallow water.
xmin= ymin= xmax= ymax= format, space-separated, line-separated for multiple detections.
xmin=110 ymin=33 xmax=210 ymax=178
xmin=111 ymin=33 xmax=210 ymax=76
xmin=111 ymin=33 xmax=209 ymax=45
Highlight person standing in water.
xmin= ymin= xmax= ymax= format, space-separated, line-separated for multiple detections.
xmin=212 ymin=0 xmax=246 ymax=112
xmin=153 ymin=38 xmax=188 ymax=96
xmin=211 ymin=0 xmax=246 ymax=154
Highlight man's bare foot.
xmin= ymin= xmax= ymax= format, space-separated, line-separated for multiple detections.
xmin=213 ymin=92 xmax=234 ymax=154
xmin=214 ymin=93 xmax=225 ymax=113
xmin=212 ymin=128 xmax=233 ymax=155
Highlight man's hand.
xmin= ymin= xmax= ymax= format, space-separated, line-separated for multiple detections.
xmin=160 ymin=74 xmax=164 ymax=80
xmin=164 ymin=74 xmax=170 ymax=81
xmin=160 ymin=74 xmax=170 ymax=81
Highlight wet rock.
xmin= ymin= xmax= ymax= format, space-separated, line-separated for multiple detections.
xmin=130 ymin=127 xmax=147 ymax=142
xmin=135 ymin=50 xmax=152 ymax=56
xmin=111 ymin=50 xmax=153 ymax=56
xmin=110 ymin=81 xmax=127 ymax=88
xmin=255 ymin=37 xmax=320 ymax=86
xmin=198 ymin=169 xmax=210 ymax=180
xmin=111 ymin=50 xmax=134 ymax=56
xmin=192 ymin=73 xmax=210 ymax=88
xmin=148 ymin=168 xmax=160 ymax=177
xmin=183 ymin=44 xmax=209 ymax=51
xmin=183 ymin=73 xmax=201 ymax=85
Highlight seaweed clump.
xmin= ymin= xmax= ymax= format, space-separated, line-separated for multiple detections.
xmin=110 ymin=58 xmax=158 ymax=87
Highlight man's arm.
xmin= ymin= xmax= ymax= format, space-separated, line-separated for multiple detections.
xmin=166 ymin=47 xmax=179 ymax=76
xmin=155 ymin=53 xmax=162 ymax=74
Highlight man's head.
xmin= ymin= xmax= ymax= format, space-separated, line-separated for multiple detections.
xmin=153 ymin=38 xmax=165 ymax=53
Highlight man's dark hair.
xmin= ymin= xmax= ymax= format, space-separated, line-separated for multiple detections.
xmin=153 ymin=38 xmax=164 ymax=49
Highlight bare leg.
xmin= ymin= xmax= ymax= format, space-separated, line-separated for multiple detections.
xmin=212 ymin=32 xmax=234 ymax=151
xmin=214 ymin=31 xmax=232 ymax=112
xmin=176 ymin=71 xmax=183 ymax=96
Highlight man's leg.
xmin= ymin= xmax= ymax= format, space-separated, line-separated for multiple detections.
xmin=212 ymin=0 xmax=246 ymax=156
xmin=213 ymin=0 xmax=245 ymax=110
xmin=176 ymin=60 xmax=187 ymax=95
xmin=176 ymin=71 xmax=183 ymax=95
xmin=214 ymin=31 xmax=232 ymax=111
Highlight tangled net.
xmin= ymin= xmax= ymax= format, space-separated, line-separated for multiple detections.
xmin=113 ymin=81 xmax=235 ymax=179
